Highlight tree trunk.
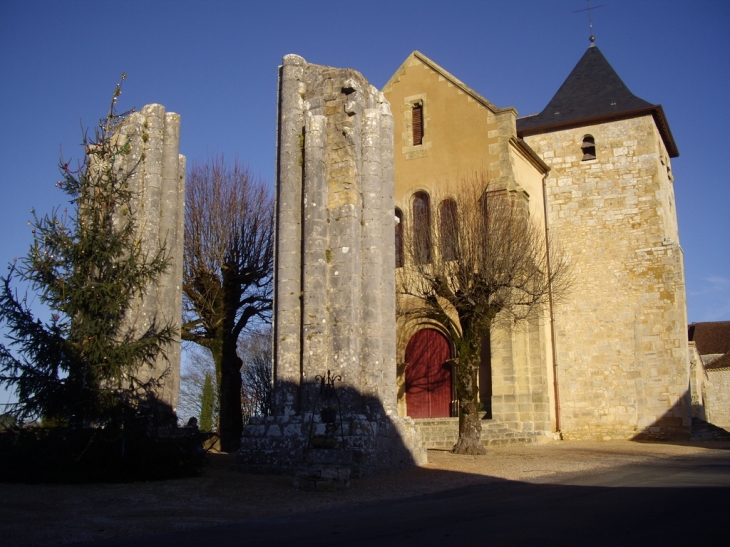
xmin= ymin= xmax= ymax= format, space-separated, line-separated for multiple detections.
xmin=452 ymin=338 xmax=487 ymax=455
xmin=218 ymin=336 xmax=244 ymax=452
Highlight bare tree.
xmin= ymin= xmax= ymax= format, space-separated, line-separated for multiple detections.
xmin=397 ymin=175 xmax=572 ymax=455
xmin=179 ymin=326 xmax=271 ymax=429
xmin=238 ymin=325 xmax=273 ymax=418
xmin=239 ymin=327 xmax=272 ymax=421
xmin=182 ymin=157 xmax=274 ymax=452
xmin=177 ymin=345 xmax=217 ymax=425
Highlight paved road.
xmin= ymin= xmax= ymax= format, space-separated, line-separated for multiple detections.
xmin=84 ymin=450 xmax=730 ymax=546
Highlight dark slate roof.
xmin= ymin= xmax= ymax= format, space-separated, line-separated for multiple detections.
xmin=517 ymin=45 xmax=678 ymax=158
xmin=688 ymin=321 xmax=730 ymax=355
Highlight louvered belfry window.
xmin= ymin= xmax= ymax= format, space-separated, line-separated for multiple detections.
xmin=581 ymin=135 xmax=596 ymax=161
xmin=412 ymin=103 xmax=423 ymax=146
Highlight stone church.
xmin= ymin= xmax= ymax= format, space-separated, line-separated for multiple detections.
xmin=383 ymin=43 xmax=690 ymax=444
xmin=238 ymin=43 xmax=691 ymax=480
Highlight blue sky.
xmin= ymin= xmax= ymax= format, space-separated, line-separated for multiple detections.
xmin=1 ymin=0 xmax=728 ymax=402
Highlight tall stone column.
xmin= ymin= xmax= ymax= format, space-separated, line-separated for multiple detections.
xmin=116 ymin=104 xmax=185 ymax=413
xmin=273 ymin=54 xmax=306 ymax=415
xmin=379 ymin=97 xmax=398 ymax=414
xmin=239 ymin=56 xmax=425 ymax=478
xmin=300 ymin=113 xmax=328 ymax=410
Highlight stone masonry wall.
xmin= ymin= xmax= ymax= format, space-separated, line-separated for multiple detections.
xmin=705 ymin=368 xmax=730 ymax=428
xmin=416 ymin=417 xmax=551 ymax=449
xmin=488 ymin=316 xmax=553 ymax=440
xmin=116 ymin=105 xmax=186 ymax=412
xmin=524 ymin=116 xmax=690 ymax=440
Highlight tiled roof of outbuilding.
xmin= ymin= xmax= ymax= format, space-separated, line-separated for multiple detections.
xmin=706 ymin=352 xmax=730 ymax=371
xmin=688 ymin=321 xmax=730 ymax=355
xmin=517 ymin=45 xmax=678 ymax=158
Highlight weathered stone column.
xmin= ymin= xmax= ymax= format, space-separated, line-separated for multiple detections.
xmin=273 ymin=54 xmax=306 ymax=415
xmin=238 ymin=56 xmax=425 ymax=479
xmin=116 ymin=104 xmax=185 ymax=413
xmin=301 ymin=113 xmax=328 ymax=410
xmin=156 ymin=112 xmax=185 ymax=409
xmin=360 ymin=103 xmax=385 ymax=411
xmin=378 ymin=95 xmax=398 ymax=414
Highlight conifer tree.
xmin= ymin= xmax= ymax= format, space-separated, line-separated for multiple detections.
xmin=0 ymin=76 xmax=176 ymax=428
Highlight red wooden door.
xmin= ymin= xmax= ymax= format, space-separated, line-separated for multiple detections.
xmin=405 ymin=329 xmax=452 ymax=418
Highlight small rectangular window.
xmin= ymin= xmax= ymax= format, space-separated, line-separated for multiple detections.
xmin=412 ymin=104 xmax=423 ymax=146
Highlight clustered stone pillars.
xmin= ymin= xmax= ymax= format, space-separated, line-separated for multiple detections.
xmin=116 ymin=105 xmax=186 ymax=413
xmin=237 ymin=55 xmax=426 ymax=481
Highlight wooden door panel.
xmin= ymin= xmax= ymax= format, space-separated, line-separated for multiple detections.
xmin=405 ymin=329 xmax=451 ymax=418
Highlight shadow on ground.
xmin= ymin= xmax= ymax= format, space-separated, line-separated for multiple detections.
xmin=83 ymin=449 xmax=730 ymax=547
xmin=2 ymin=441 xmax=728 ymax=547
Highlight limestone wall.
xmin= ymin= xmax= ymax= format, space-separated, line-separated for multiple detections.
xmin=705 ymin=368 xmax=730 ymax=428
xmin=116 ymin=104 xmax=186 ymax=412
xmin=524 ymin=116 xmax=690 ymax=439
xmin=415 ymin=417 xmax=551 ymax=448
xmin=489 ymin=317 xmax=553 ymax=438
xmin=384 ymin=52 xmax=555 ymax=441
xmin=383 ymin=53 xmax=521 ymax=210
xmin=688 ymin=341 xmax=707 ymax=420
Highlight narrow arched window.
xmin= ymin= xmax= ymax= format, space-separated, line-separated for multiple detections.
xmin=395 ymin=208 xmax=404 ymax=268
xmin=581 ymin=135 xmax=596 ymax=161
xmin=439 ymin=199 xmax=458 ymax=261
xmin=412 ymin=191 xmax=431 ymax=264
xmin=412 ymin=103 xmax=424 ymax=146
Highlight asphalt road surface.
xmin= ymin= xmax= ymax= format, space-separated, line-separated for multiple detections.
xmin=79 ymin=448 xmax=730 ymax=547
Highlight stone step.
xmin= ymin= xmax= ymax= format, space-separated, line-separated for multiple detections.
xmin=414 ymin=417 xmax=549 ymax=449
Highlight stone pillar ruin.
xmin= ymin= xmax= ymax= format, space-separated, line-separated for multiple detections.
xmin=238 ymin=55 xmax=425 ymax=481
xmin=116 ymin=104 xmax=186 ymax=413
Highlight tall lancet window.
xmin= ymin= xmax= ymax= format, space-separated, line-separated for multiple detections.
xmin=395 ymin=208 xmax=404 ymax=268
xmin=439 ymin=198 xmax=458 ymax=261
xmin=412 ymin=191 xmax=432 ymax=264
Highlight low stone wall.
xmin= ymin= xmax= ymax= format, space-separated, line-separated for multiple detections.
xmin=415 ymin=418 xmax=553 ymax=449
xmin=238 ymin=412 xmax=427 ymax=478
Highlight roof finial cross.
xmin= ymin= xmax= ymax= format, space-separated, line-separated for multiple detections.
xmin=574 ymin=0 xmax=606 ymax=46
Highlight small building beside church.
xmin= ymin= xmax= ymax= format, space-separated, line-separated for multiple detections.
xmin=383 ymin=43 xmax=691 ymax=443
xmin=688 ymin=321 xmax=730 ymax=429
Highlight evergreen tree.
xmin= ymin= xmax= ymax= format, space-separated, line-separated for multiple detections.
xmin=198 ymin=372 xmax=215 ymax=433
xmin=0 ymin=76 xmax=176 ymax=428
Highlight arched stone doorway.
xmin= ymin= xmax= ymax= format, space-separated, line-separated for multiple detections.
xmin=405 ymin=329 xmax=452 ymax=418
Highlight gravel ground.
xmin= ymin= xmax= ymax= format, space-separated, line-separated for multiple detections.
xmin=1 ymin=440 xmax=728 ymax=547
